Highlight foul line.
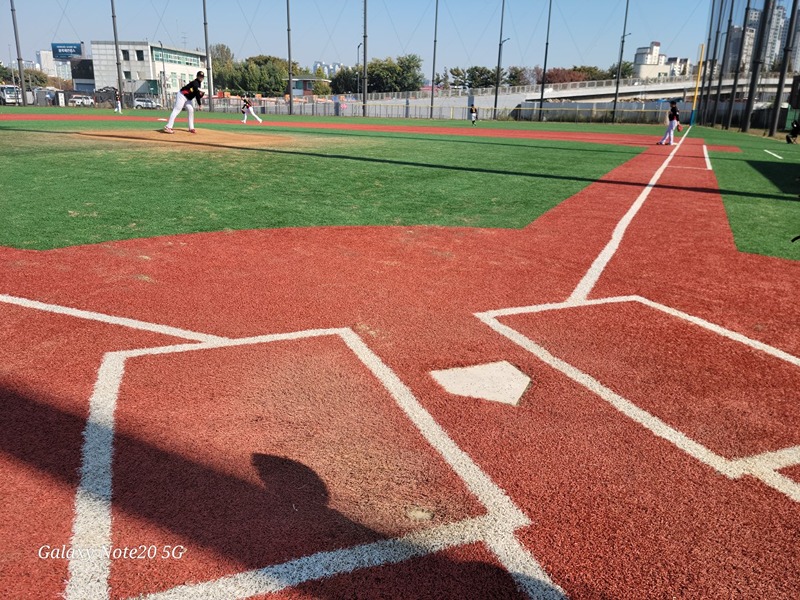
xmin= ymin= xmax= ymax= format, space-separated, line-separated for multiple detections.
xmin=764 ymin=149 xmax=783 ymax=160
xmin=475 ymin=295 xmax=800 ymax=504
xmin=703 ymin=144 xmax=712 ymax=170
xmin=567 ymin=127 xmax=690 ymax=303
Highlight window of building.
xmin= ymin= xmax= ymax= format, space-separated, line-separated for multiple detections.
xmin=124 ymin=71 xmax=131 ymax=79
xmin=136 ymin=50 xmax=144 ymax=61
xmin=121 ymin=50 xmax=129 ymax=61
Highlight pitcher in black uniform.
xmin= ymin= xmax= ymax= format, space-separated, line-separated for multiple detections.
xmin=164 ymin=70 xmax=206 ymax=134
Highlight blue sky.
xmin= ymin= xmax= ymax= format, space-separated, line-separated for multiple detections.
xmin=2 ymin=0 xmax=719 ymax=75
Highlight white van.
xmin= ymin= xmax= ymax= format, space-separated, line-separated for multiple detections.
xmin=0 ymin=85 xmax=22 ymax=105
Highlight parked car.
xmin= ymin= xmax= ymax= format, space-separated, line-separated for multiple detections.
xmin=133 ymin=98 xmax=161 ymax=109
xmin=68 ymin=94 xmax=95 ymax=107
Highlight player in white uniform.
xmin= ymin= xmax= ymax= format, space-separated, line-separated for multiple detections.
xmin=164 ymin=71 xmax=205 ymax=134
xmin=241 ymin=97 xmax=263 ymax=124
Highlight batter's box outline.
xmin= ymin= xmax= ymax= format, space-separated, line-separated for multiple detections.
xmin=476 ymin=295 xmax=800 ymax=505
xmin=0 ymin=293 xmax=564 ymax=600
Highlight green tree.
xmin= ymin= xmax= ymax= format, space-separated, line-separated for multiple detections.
xmin=0 ymin=64 xmax=12 ymax=83
xmin=26 ymin=69 xmax=48 ymax=88
xmin=396 ymin=54 xmax=424 ymax=91
xmin=466 ymin=66 xmax=494 ymax=89
xmin=312 ymin=67 xmax=331 ymax=95
xmin=449 ymin=67 xmax=467 ymax=88
xmin=330 ymin=67 xmax=359 ymax=94
xmin=573 ymin=65 xmax=607 ymax=81
xmin=435 ymin=66 xmax=450 ymax=89
xmin=506 ymin=66 xmax=532 ymax=86
xmin=367 ymin=57 xmax=401 ymax=92
xmin=608 ymin=61 xmax=634 ymax=79
xmin=209 ymin=43 xmax=234 ymax=68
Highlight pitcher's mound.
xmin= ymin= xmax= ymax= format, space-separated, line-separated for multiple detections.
xmin=77 ymin=127 xmax=293 ymax=150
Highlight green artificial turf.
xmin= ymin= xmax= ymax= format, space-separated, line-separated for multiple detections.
xmin=0 ymin=118 xmax=641 ymax=250
xmin=697 ymin=125 xmax=800 ymax=261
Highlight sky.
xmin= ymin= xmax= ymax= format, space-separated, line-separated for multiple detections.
xmin=1 ymin=0 xmax=724 ymax=77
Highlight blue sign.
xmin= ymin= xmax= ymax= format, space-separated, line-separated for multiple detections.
xmin=52 ymin=43 xmax=82 ymax=60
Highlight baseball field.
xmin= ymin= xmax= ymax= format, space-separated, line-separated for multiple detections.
xmin=1 ymin=107 xmax=798 ymax=599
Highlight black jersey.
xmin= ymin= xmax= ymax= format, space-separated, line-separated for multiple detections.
xmin=180 ymin=79 xmax=204 ymax=102
xmin=668 ymin=106 xmax=679 ymax=121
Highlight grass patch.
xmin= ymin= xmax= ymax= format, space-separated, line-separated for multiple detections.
xmin=694 ymin=125 xmax=800 ymax=261
xmin=0 ymin=119 xmax=640 ymax=250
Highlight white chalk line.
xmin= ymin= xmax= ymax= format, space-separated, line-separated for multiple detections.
xmin=475 ymin=296 xmax=800 ymax=504
xmin=0 ymin=293 xmax=226 ymax=343
xmin=567 ymin=128 xmax=690 ymax=303
xmin=703 ymin=144 xmax=712 ymax=170
xmin=764 ymin=149 xmax=783 ymax=159
xmin=2 ymin=294 xmax=561 ymax=600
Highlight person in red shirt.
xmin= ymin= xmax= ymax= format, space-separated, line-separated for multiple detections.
xmin=164 ymin=71 xmax=206 ymax=134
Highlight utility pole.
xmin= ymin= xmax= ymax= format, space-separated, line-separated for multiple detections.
xmin=10 ymin=0 xmax=27 ymax=106
xmin=430 ymin=0 xmax=439 ymax=119
xmin=287 ymin=0 xmax=293 ymax=115
xmin=203 ymin=0 xmax=213 ymax=111
xmin=493 ymin=0 xmax=507 ymax=118
xmin=538 ymin=0 xmax=553 ymax=121
xmin=611 ymin=0 xmax=631 ymax=123
xmin=362 ymin=0 xmax=368 ymax=117
xmin=110 ymin=0 xmax=126 ymax=109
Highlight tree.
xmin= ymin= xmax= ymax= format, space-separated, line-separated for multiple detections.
xmin=312 ymin=67 xmax=331 ymax=96
xmin=544 ymin=68 xmax=587 ymax=84
xmin=435 ymin=66 xmax=450 ymax=89
xmin=209 ymin=43 xmax=234 ymax=68
xmin=23 ymin=68 xmax=48 ymax=88
xmin=367 ymin=57 xmax=401 ymax=92
xmin=330 ymin=67 xmax=359 ymax=94
xmin=449 ymin=67 xmax=467 ymax=88
xmin=573 ymin=65 xmax=608 ymax=81
xmin=608 ymin=61 xmax=634 ymax=79
xmin=506 ymin=66 xmax=532 ymax=87
xmin=396 ymin=54 xmax=424 ymax=91
xmin=466 ymin=66 xmax=494 ymax=89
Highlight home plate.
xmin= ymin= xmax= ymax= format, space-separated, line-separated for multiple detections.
xmin=430 ymin=361 xmax=531 ymax=405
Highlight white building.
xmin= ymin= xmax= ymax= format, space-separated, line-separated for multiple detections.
xmin=36 ymin=50 xmax=72 ymax=80
xmin=312 ymin=61 xmax=345 ymax=78
xmin=633 ymin=42 xmax=671 ymax=78
xmin=91 ymin=41 xmax=207 ymax=98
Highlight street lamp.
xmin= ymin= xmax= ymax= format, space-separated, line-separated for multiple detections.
xmin=494 ymin=38 xmax=510 ymax=117
xmin=611 ymin=0 xmax=631 ymax=123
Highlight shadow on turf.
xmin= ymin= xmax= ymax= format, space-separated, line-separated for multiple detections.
xmin=5 ymin=124 xmax=793 ymax=204
xmin=0 ymin=384 xmax=565 ymax=599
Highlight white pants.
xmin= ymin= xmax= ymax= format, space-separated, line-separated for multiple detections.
xmin=659 ymin=120 xmax=677 ymax=145
xmin=167 ymin=92 xmax=194 ymax=129
xmin=114 ymin=101 xmax=122 ymax=113
xmin=242 ymin=106 xmax=262 ymax=123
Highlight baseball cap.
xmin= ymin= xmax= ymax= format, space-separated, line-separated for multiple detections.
xmin=197 ymin=70 xmax=205 ymax=78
